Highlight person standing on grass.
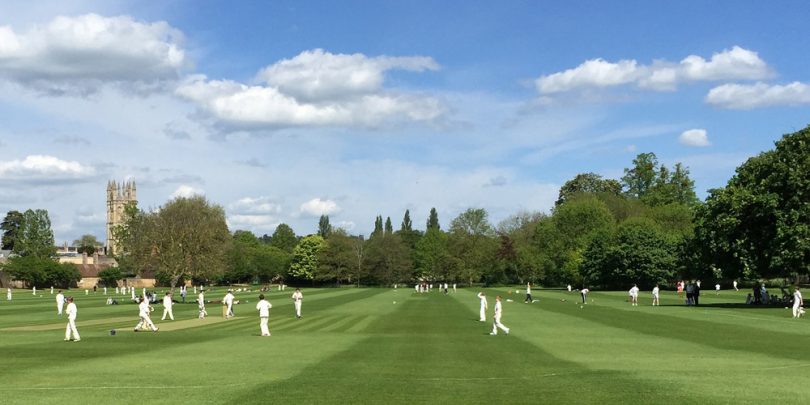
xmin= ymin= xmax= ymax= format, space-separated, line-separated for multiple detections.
xmin=652 ymin=285 xmax=660 ymax=306
xmin=733 ymin=280 xmax=739 ymax=291
xmin=453 ymin=283 xmax=457 ymax=293
xmin=256 ymin=294 xmax=272 ymax=336
xmin=64 ymin=297 xmax=80 ymax=342
xmin=715 ymin=283 xmax=721 ymax=295
xmin=567 ymin=284 xmax=572 ymax=293
xmin=477 ymin=292 xmax=488 ymax=322
xmin=629 ymin=284 xmax=639 ymax=306
xmin=161 ymin=292 xmax=174 ymax=321
xmin=198 ymin=290 xmax=207 ymax=319
xmin=524 ymin=282 xmax=533 ymax=303
xmin=580 ymin=288 xmax=589 ymax=304
xmin=490 ymin=296 xmax=510 ymax=336
xmin=223 ymin=290 xmax=235 ymax=318
xmin=685 ymin=282 xmax=694 ymax=305
xmin=56 ymin=290 xmax=65 ymax=315
xmin=793 ymin=287 xmax=804 ymax=318
xmin=33 ymin=286 xmax=36 ymax=295
xmin=694 ymin=282 xmax=701 ymax=306
xmin=292 ymin=288 xmax=303 ymax=319
xmin=180 ymin=285 xmax=187 ymax=303
xmin=7 ymin=287 xmax=11 ymax=301
xmin=134 ymin=296 xmax=158 ymax=332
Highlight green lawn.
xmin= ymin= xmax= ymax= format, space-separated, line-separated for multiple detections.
xmin=0 ymin=286 xmax=808 ymax=404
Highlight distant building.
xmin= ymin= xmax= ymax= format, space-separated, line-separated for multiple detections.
xmin=106 ymin=180 xmax=137 ymax=256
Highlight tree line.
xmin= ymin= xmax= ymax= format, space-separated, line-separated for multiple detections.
xmin=2 ymin=126 xmax=808 ymax=290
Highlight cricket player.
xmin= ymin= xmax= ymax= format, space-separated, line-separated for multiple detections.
xmin=793 ymin=287 xmax=804 ymax=318
xmin=733 ymin=280 xmax=739 ymax=291
xmin=134 ymin=296 xmax=158 ymax=332
xmin=33 ymin=286 xmax=36 ymax=295
xmin=256 ymin=294 xmax=272 ymax=336
xmin=223 ymin=290 xmax=235 ymax=318
xmin=477 ymin=292 xmax=488 ymax=322
xmin=50 ymin=286 xmax=54 ymax=294
xmin=161 ymin=292 xmax=174 ymax=321
xmin=629 ymin=284 xmax=640 ymax=306
xmin=524 ymin=282 xmax=533 ymax=303
xmin=198 ymin=290 xmax=207 ymax=319
xmin=56 ymin=290 xmax=65 ymax=315
xmin=292 ymin=288 xmax=303 ymax=319
xmin=453 ymin=283 xmax=456 ymax=293
xmin=652 ymin=285 xmax=660 ymax=306
xmin=490 ymin=296 xmax=510 ymax=335
xmin=7 ymin=287 xmax=11 ymax=301
xmin=64 ymin=297 xmax=80 ymax=342
xmin=580 ymin=288 xmax=589 ymax=304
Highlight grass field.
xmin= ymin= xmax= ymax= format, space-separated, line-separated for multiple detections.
xmin=1 ymin=286 xmax=808 ymax=404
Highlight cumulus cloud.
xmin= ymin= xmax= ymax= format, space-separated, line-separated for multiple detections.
xmin=170 ymin=184 xmax=203 ymax=198
xmin=705 ymin=81 xmax=810 ymax=109
xmin=0 ymin=154 xmax=96 ymax=183
xmin=176 ymin=49 xmax=444 ymax=130
xmin=228 ymin=196 xmax=282 ymax=215
xmin=0 ymin=14 xmax=187 ymax=94
xmin=536 ymin=46 xmax=771 ymax=94
xmin=226 ymin=196 xmax=283 ymax=232
xmin=299 ymin=198 xmax=340 ymax=216
xmin=678 ymin=129 xmax=711 ymax=147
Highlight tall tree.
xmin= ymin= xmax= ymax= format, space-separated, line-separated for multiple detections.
xmin=317 ymin=215 xmax=332 ymax=238
xmin=384 ymin=216 xmax=393 ymax=235
xmin=414 ymin=228 xmax=449 ymax=281
xmin=1 ymin=210 xmax=23 ymax=250
xmin=13 ymin=209 xmax=56 ymax=258
xmin=400 ymin=209 xmax=413 ymax=232
xmin=317 ymin=229 xmax=360 ymax=285
xmin=426 ymin=207 xmax=440 ymax=230
xmin=556 ymin=173 xmax=622 ymax=206
xmin=622 ymin=152 xmax=659 ymax=199
xmin=289 ymin=234 xmax=326 ymax=281
xmin=448 ymin=208 xmax=497 ymax=285
xmin=371 ymin=215 xmax=384 ymax=238
xmin=365 ymin=232 xmax=412 ymax=285
xmin=73 ymin=234 xmax=101 ymax=255
xmin=269 ymin=223 xmax=298 ymax=252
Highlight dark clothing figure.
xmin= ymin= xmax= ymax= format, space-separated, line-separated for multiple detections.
xmin=694 ymin=284 xmax=701 ymax=306
xmin=685 ymin=283 xmax=695 ymax=305
xmin=753 ymin=285 xmax=761 ymax=304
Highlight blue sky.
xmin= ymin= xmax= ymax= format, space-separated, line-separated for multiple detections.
xmin=0 ymin=0 xmax=808 ymax=244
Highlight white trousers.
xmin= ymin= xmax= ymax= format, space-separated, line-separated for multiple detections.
xmin=136 ymin=316 xmax=157 ymax=331
xmin=65 ymin=319 xmax=80 ymax=340
xmin=199 ymin=305 xmax=207 ymax=318
xmin=57 ymin=303 xmax=64 ymax=315
xmin=793 ymin=302 xmax=802 ymax=317
xmin=226 ymin=303 xmax=233 ymax=318
xmin=295 ymin=301 xmax=302 ymax=317
xmin=479 ymin=307 xmax=486 ymax=321
xmin=492 ymin=316 xmax=509 ymax=335
xmin=162 ymin=307 xmax=174 ymax=320
xmin=260 ymin=317 xmax=270 ymax=336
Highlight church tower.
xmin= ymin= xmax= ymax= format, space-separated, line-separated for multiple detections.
xmin=106 ymin=180 xmax=137 ymax=256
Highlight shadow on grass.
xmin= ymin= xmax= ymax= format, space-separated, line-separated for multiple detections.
xmin=660 ymin=303 xmax=789 ymax=309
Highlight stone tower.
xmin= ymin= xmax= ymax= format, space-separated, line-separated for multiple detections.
xmin=106 ymin=180 xmax=137 ymax=256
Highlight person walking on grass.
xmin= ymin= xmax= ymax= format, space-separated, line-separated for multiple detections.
xmin=793 ymin=287 xmax=804 ymax=319
xmin=292 ymin=288 xmax=303 ymax=319
xmin=652 ymin=285 xmax=660 ymax=306
xmin=733 ymin=280 xmax=739 ymax=291
xmin=161 ymin=292 xmax=174 ymax=321
xmin=490 ymin=296 xmax=510 ymax=336
xmin=56 ymin=290 xmax=65 ymax=315
xmin=198 ymin=290 xmax=207 ymax=319
xmin=477 ymin=292 xmax=488 ymax=322
xmin=256 ymin=294 xmax=272 ymax=336
xmin=223 ymin=290 xmax=235 ymax=318
xmin=134 ymin=296 xmax=158 ymax=332
xmin=64 ymin=297 xmax=80 ymax=342
xmin=629 ymin=284 xmax=640 ymax=306
xmin=524 ymin=282 xmax=533 ymax=303
xmin=580 ymin=287 xmax=589 ymax=304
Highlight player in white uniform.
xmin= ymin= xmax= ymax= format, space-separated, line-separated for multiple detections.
xmin=733 ymin=280 xmax=739 ymax=291
xmin=56 ymin=290 xmax=65 ymax=315
xmin=292 ymin=288 xmax=303 ymax=319
xmin=629 ymin=284 xmax=640 ymax=306
xmin=64 ymin=297 xmax=80 ymax=342
xmin=477 ymin=292 xmax=488 ymax=322
xmin=198 ymin=290 xmax=207 ymax=319
xmin=715 ymin=283 xmax=721 ymax=295
xmin=6 ymin=287 xmax=11 ymax=301
xmin=652 ymin=285 xmax=660 ymax=306
xmin=134 ymin=297 xmax=158 ymax=332
xmin=223 ymin=290 xmax=235 ymax=318
xmin=793 ymin=287 xmax=804 ymax=318
xmin=161 ymin=292 xmax=174 ymax=321
xmin=524 ymin=282 xmax=533 ymax=303
xmin=489 ymin=296 xmax=510 ymax=335
xmin=256 ymin=294 xmax=273 ymax=336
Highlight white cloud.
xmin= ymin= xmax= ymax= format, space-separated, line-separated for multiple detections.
xmin=705 ymin=81 xmax=810 ymax=109
xmin=299 ymin=198 xmax=340 ymax=216
xmin=0 ymin=13 xmax=187 ymax=94
xmin=0 ymin=154 xmax=96 ymax=182
xmin=536 ymin=46 xmax=771 ymax=94
xmin=170 ymin=184 xmax=203 ymax=199
xmin=228 ymin=196 xmax=282 ymax=215
xmin=679 ymin=129 xmax=711 ymax=147
xmin=176 ymin=49 xmax=445 ymax=130
xmin=334 ymin=220 xmax=355 ymax=231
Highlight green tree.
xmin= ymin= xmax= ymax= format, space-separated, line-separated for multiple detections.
xmin=694 ymin=126 xmax=810 ymax=282
xmin=556 ymin=173 xmax=622 ymax=206
xmin=622 ymin=152 xmax=658 ymax=199
xmin=426 ymin=207 xmax=440 ymax=230
xmin=414 ymin=227 xmax=449 ymax=281
xmin=1 ymin=210 xmax=23 ymax=250
xmin=13 ymin=209 xmax=56 ymax=258
xmin=371 ymin=215 xmax=383 ymax=238
xmin=269 ymin=223 xmax=298 ymax=252
xmin=289 ymin=234 xmax=326 ymax=281
xmin=448 ymin=208 xmax=497 ymax=285
xmin=400 ymin=209 xmax=413 ymax=232
xmin=223 ymin=230 xmax=261 ymax=283
xmin=97 ymin=267 xmax=122 ymax=287
xmin=3 ymin=256 xmax=80 ymax=288
xmin=384 ymin=217 xmax=393 ymax=235
xmin=254 ymin=244 xmax=291 ymax=283
xmin=318 ymin=215 xmax=332 ymax=238
xmin=317 ymin=229 xmax=359 ymax=285
xmin=73 ymin=234 xmax=101 ymax=255
xmin=365 ymin=232 xmax=412 ymax=285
